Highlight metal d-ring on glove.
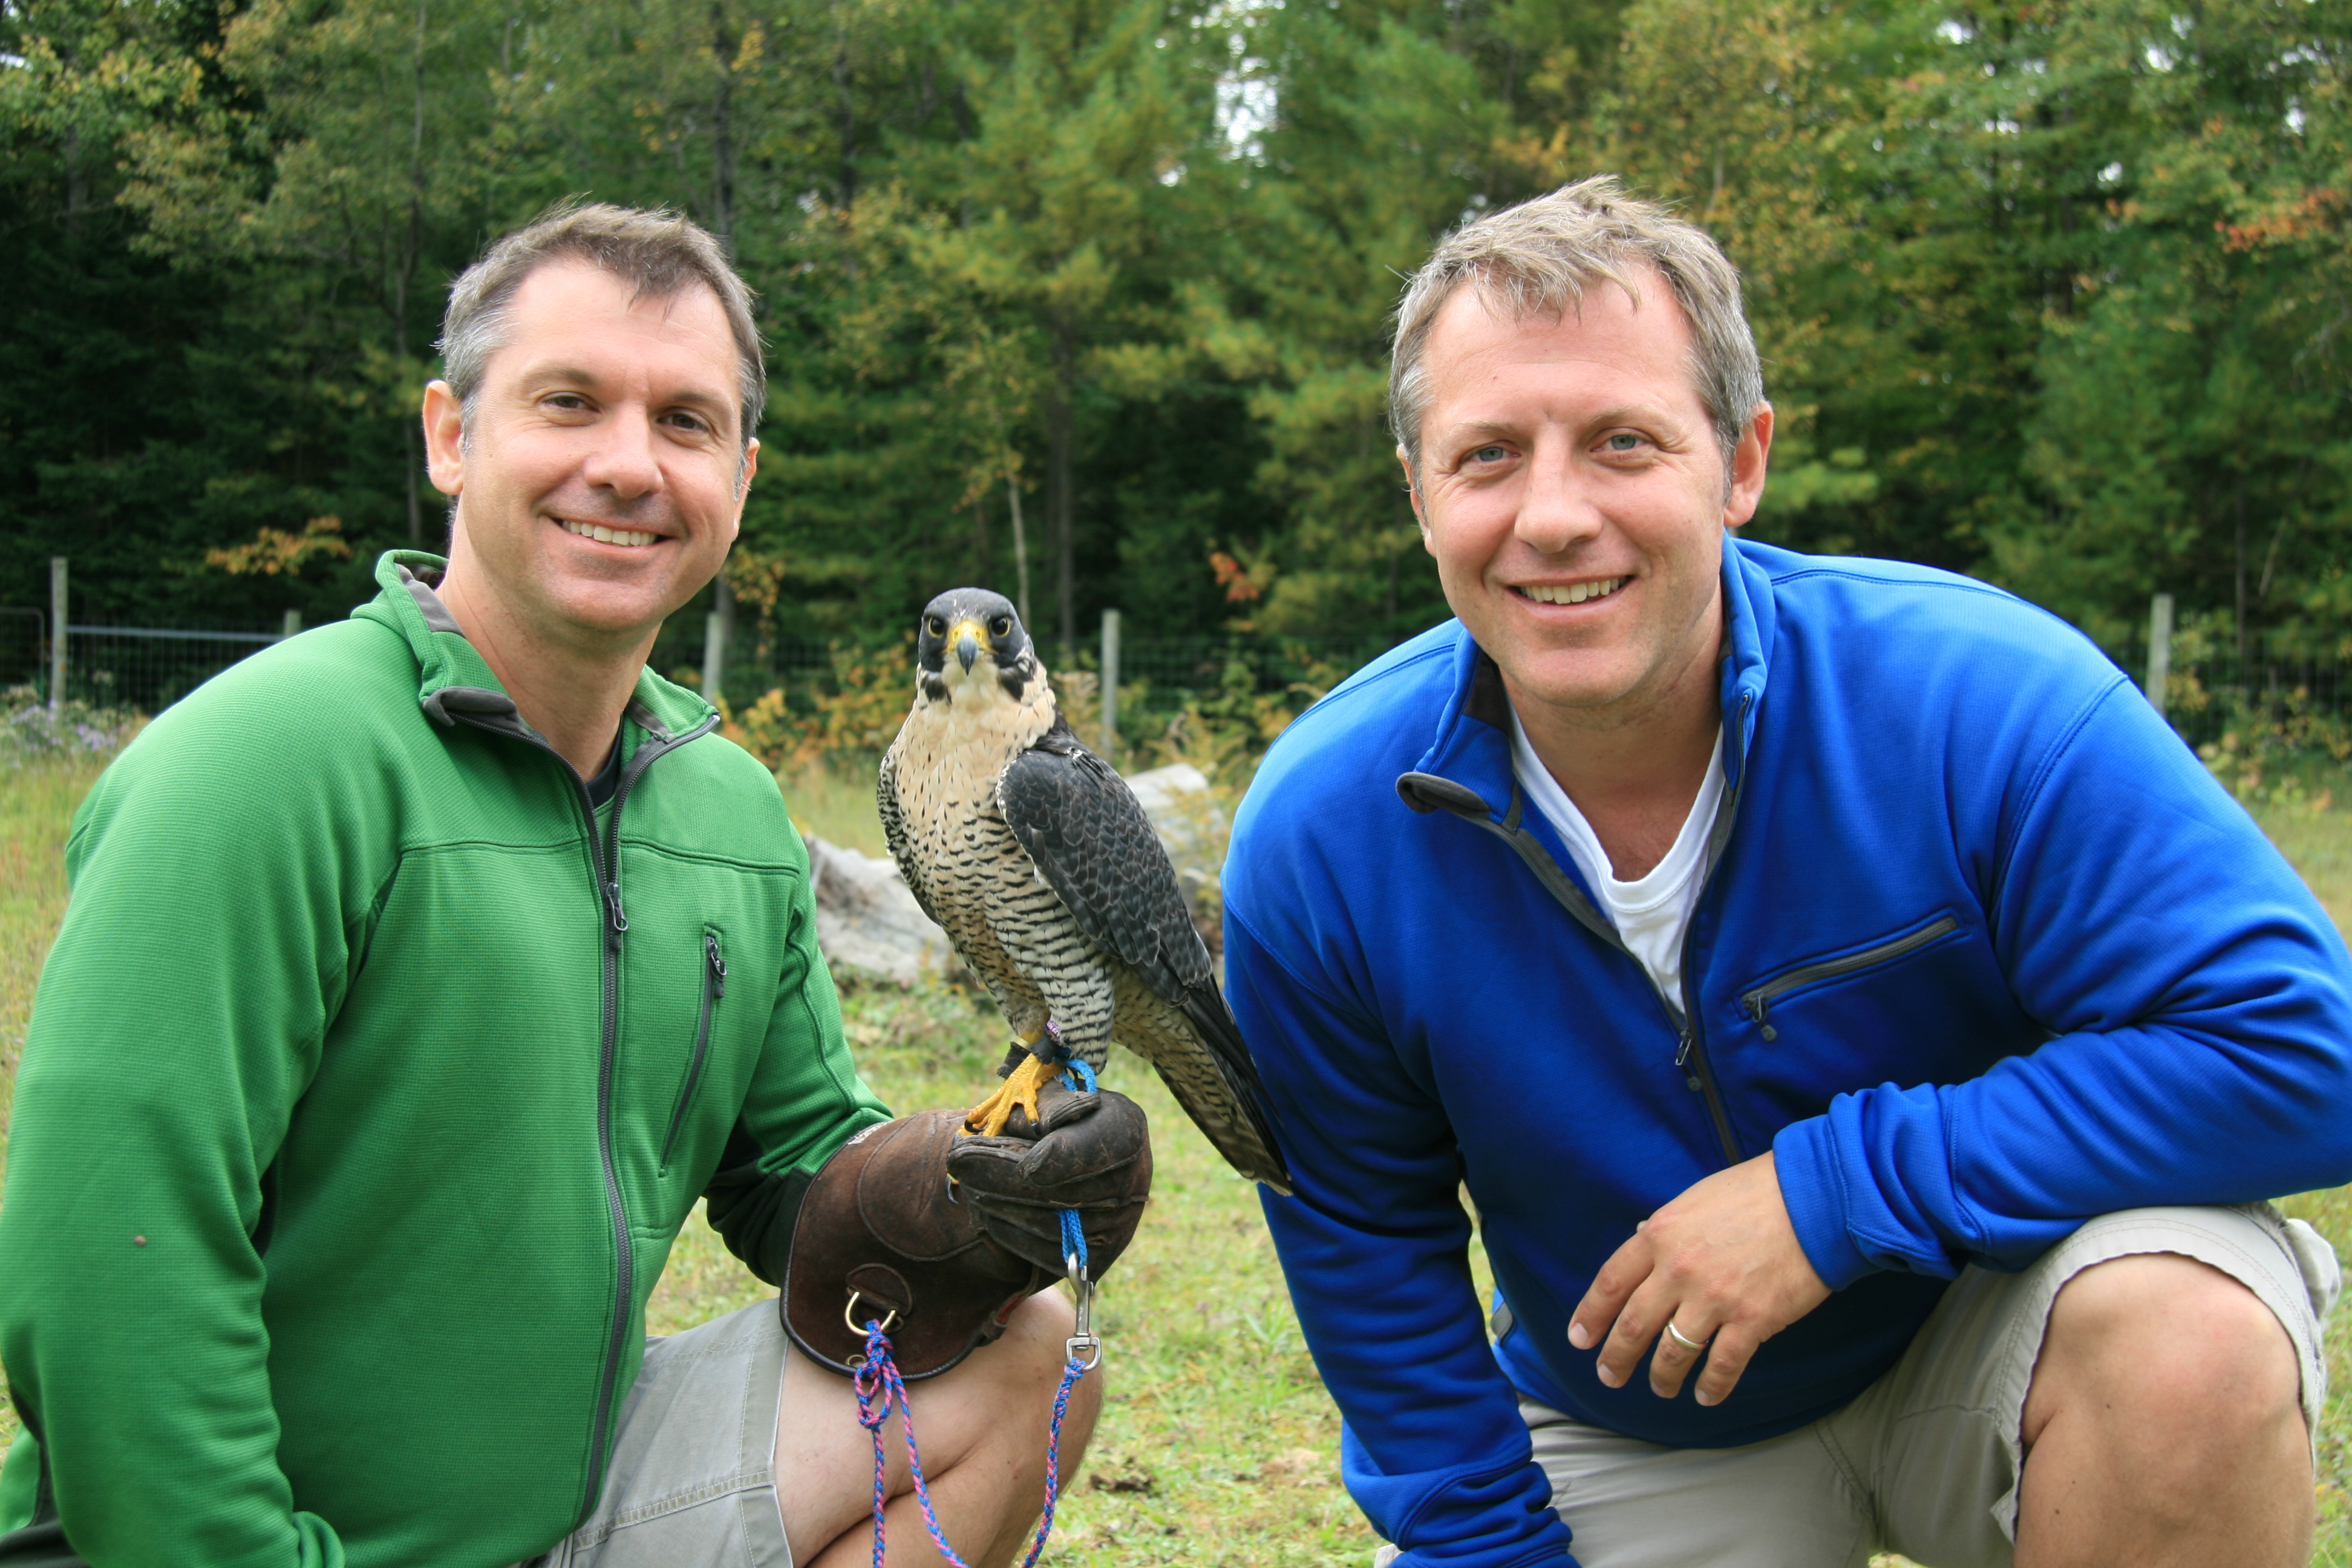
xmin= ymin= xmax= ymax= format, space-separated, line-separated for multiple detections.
xmin=780 ymin=1073 xmax=1151 ymax=1380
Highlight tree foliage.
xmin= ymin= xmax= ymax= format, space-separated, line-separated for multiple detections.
xmin=2 ymin=0 xmax=2346 ymax=659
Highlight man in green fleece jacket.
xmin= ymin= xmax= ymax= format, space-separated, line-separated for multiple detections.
xmin=0 ymin=203 xmax=1113 ymax=1567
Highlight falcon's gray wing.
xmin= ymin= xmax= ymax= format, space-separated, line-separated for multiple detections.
xmin=996 ymin=718 xmax=1291 ymax=1190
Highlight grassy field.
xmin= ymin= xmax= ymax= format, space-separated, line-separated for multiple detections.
xmin=0 ymin=752 xmax=2347 ymax=1565
xmin=2254 ymin=802 xmax=2352 ymax=1560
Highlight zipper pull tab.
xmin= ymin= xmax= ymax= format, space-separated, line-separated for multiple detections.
xmin=604 ymin=881 xmax=629 ymax=947
xmin=705 ymin=933 xmax=727 ymax=999
xmin=1676 ymin=1030 xmax=1702 ymax=1092
xmin=1742 ymin=994 xmax=1778 ymax=1042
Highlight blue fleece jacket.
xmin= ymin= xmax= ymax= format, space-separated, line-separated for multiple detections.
xmin=1223 ymin=538 xmax=2352 ymax=1568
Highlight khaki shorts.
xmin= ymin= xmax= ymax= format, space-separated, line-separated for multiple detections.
xmin=1379 ymin=1203 xmax=2339 ymax=1568
xmin=520 ymin=1299 xmax=795 ymax=1568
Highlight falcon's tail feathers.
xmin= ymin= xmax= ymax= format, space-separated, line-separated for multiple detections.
xmin=1172 ymin=984 xmax=1294 ymax=1195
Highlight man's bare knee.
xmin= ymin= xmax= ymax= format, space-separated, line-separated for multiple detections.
xmin=776 ymin=1289 xmax=1105 ymax=1568
xmin=2027 ymin=1252 xmax=2302 ymax=1459
xmin=978 ymin=1289 xmax=1104 ymax=1434
xmin=884 ymin=1288 xmax=1102 ymax=1445
xmin=1008 ymin=1282 xmax=1077 ymax=1345
xmin=2015 ymin=1252 xmax=2311 ymax=1566
xmin=969 ymin=1290 xmax=1074 ymax=1385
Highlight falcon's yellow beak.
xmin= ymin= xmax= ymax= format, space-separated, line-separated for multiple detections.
xmin=949 ymin=618 xmax=988 ymax=674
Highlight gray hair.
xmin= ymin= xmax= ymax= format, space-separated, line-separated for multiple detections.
xmin=1389 ymin=175 xmax=1763 ymax=481
xmin=437 ymin=200 xmax=766 ymax=447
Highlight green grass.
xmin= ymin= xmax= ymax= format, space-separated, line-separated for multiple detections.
xmin=779 ymin=759 xmax=892 ymax=858
xmin=0 ymin=759 xmax=111 ymax=1464
xmin=0 ymin=765 xmax=2346 ymax=1564
xmin=2258 ymin=799 xmax=2352 ymax=1560
xmin=0 ymin=761 xmax=106 ymax=1204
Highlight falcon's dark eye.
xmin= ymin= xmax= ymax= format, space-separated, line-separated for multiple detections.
xmin=926 ymin=616 xmax=947 ymax=636
xmin=989 ymin=616 xmax=1011 ymax=637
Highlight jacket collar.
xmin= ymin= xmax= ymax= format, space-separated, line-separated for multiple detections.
xmin=1402 ymin=531 xmax=1773 ymax=822
xmin=351 ymin=550 xmax=717 ymax=745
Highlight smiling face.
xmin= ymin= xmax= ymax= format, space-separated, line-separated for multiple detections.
xmin=423 ymin=258 xmax=757 ymax=656
xmin=1405 ymin=272 xmax=1770 ymax=730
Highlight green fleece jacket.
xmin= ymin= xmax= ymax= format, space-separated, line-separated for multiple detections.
xmin=0 ymin=552 xmax=891 ymax=1567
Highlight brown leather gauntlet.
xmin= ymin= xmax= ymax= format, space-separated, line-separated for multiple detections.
xmin=781 ymin=1091 xmax=1151 ymax=1380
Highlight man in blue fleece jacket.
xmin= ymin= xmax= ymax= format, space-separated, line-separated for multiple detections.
xmin=1224 ymin=175 xmax=2352 ymax=1568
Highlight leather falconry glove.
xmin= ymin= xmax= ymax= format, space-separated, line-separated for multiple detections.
xmin=781 ymin=1087 xmax=1151 ymax=1380
xmin=947 ymin=1079 xmax=1151 ymax=1278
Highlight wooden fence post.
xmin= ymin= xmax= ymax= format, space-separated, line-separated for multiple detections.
xmin=2146 ymin=592 xmax=2175 ymax=717
xmin=704 ymin=576 xmax=733 ymax=710
xmin=49 ymin=556 xmax=66 ymax=714
xmin=1100 ymin=608 xmax=1121 ymax=757
xmin=1007 ymin=482 xmax=1033 ymax=630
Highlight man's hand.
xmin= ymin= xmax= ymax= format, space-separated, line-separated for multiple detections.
xmin=946 ymin=1082 xmax=1152 ymax=1278
xmin=1566 ymin=1152 xmax=1830 ymax=1406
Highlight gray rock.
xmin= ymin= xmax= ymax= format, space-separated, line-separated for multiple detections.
xmin=805 ymin=832 xmax=950 ymax=986
xmin=1125 ymin=762 xmax=1222 ymax=863
xmin=1125 ymin=760 xmax=1210 ymax=814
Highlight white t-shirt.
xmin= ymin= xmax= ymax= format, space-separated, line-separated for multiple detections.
xmin=1508 ymin=711 xmax=1726 ymax=1009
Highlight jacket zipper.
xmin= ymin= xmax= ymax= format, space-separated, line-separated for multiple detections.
xmin=659 ymin=932 xmax=727 ymax=1172
xmin=1667 ymin=691 xmax=1750 ymax=1166
xmin=449 ymin=702 xmax=719 ymax=1526
xmin=1399 ymin=691 xmax=1753 ymax=1168
xmin=1452 ymin=801 xmax=1739 ymax=1165
xmin=1739 ymin=913 xmax=1961 ymax=1041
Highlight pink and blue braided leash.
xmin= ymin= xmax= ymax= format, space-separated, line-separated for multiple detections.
xmin=849 ymin=1058 xmax=1102 ymax=1568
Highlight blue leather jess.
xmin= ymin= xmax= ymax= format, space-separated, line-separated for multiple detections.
xmin=1224 ymin=537 xmax=2352 ymax=1568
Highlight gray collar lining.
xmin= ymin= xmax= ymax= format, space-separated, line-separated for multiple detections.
xmin=396 ymin=563 xmax=465 ymax=636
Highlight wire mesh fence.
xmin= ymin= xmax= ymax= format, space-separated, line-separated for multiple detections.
xmin=25 ymin=598 xmax=2352 ymax=780
xmin=53 ymin=625 xmax=288 ymax=711
xmin=644 ymin=626 xmax=1400 ymax=716
xmin=0 ymin=619 xmax=292 ymax=711
xmin=4 ymin=615 xmax=1397 ymax=725
xmin=1096 ymin=635 xmax=1397 ymax=707
xmin=2096 ymin=627 xmax=2352 ymax=755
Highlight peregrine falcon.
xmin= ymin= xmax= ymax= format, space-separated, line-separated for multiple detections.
xmin=877 ymin=587 xmax=1292 ymax=1193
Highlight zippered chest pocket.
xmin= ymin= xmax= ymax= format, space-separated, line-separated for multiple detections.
xmin=1739 ymin=913 xmax=1961 ymax=1042
xmin=659 ymin=928 xmax=728 ymax=1174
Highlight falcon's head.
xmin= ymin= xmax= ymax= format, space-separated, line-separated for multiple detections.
xmin=915 ymin=587 xmax=1040 ymax=705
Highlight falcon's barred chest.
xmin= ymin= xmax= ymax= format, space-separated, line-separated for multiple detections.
xmin=881 ymin=662 xmax=1100 ymax=1052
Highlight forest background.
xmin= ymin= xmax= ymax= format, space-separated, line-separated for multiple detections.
xmin=1 ymin=0 xmax=2347 ymax=681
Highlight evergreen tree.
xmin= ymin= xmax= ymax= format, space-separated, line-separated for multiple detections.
xmin=3 ymin=0 xmax=2348 ymax=665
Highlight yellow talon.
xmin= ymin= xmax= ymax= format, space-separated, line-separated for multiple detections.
xmin=964 ymin=1051 xmax=1057 ymax=1137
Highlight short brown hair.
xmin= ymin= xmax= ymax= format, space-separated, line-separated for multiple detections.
xmin=437 ymin=200 xmax=765 ymax=445
xmin=1390 ymin=176 xmax=1763 ymax=479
